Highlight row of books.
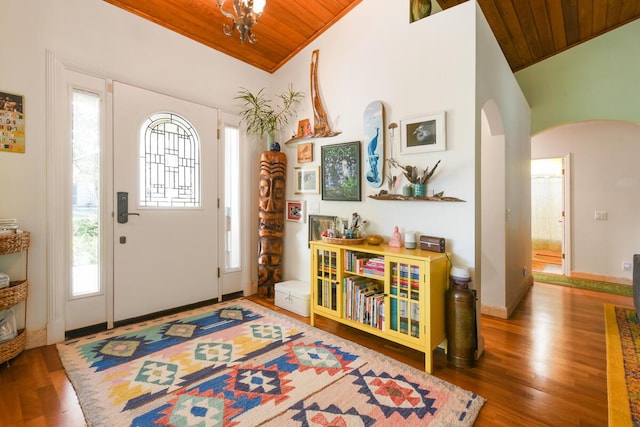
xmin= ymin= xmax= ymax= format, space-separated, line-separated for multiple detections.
xmin=338 ymin=276 xmax=422 ymax=338
xmin=389 ymin=288 xmax=421 ymax=338
xmin=344 ymin=251 xmax=385 ymax=277
xmin=318 ymin=279 xmax=338 ymax=310
xmin=393 ymin=264 xmax=420 ymax=279
xmin=316 ymin=250 xmax=337 ymax=270
xmin=343 ymin=276 xmax=385 ymax=330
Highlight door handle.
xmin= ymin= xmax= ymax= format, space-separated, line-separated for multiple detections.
xmin=117 ymin=192 xmax=140 ymax=223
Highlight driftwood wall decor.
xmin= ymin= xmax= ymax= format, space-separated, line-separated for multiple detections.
xmin=310 ymin=50 xmax=340 ymax=138
xmin=285 ymin=49 xmax=341 ymax=144
xmin=257 ymin=151 xmax=287 ymax=298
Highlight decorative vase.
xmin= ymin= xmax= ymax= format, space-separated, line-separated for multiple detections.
xmin=402 ymin=185 xmax=412 ymax=197
xmin=413 ymin=183 xmax=426 ymax=197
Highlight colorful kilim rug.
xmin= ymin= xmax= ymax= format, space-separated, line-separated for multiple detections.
xmin=604 ymin=303 xmax=639 ymax=427
xmin=57 ymin=298 xmax=484 ymax=426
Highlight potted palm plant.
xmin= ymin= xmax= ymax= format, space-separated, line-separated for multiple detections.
xmin=235 ymin=84 xmax=304 ymax=151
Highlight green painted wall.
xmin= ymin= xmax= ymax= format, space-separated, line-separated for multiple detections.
xmin=515 ymin=19 xmax=640 ymax=135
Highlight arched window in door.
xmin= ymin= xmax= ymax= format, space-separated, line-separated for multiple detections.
xmin=139 ymin=112 xmax=201 ymax=208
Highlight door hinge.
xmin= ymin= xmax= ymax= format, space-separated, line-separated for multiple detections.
xmin=217 ymin=267 xmax=221 ymax=278
xmin=217 ymin=198 xmax=220 ymax=209
xmin=562 ymin=253 xmax=565 ymax=260
xmin=217 ymin=128 xmax=221 ymax=140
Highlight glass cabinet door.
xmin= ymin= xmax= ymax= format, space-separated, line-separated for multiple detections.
xmin=313 ymin=247 xmax=340 ymax=313
xmin=387 ymin=257 xmax=423 ymax=339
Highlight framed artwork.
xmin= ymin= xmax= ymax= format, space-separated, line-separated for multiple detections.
xmin=321 ymin=141 xmax=361 ymax=201
xmin=0 ymin=91 xmax=25 ymax=153
xmin=297 ymin=118 xmax=312 ymax=137
xmin=410 ymin=0 xmax=432 ymax=23
xmin=286 ymin=200 xmax=306 ymax=222
xmin=294 ymin=166 xmax=319 ymax=194
xmin=297 ymin=142 xmax=313 ymax=163
xmin=400 ymin=111 xmax=446 ymax=154
xmin=308 ymin=214 xmax=336 ymax=244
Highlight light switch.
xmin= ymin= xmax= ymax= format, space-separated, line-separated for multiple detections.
xmin=594 ymin=211 xmax=608 ymax=221
xmin=307 ymin=201 xmax=320 ymax=214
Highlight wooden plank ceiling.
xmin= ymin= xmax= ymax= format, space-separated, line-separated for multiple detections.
xmin=104 ymin=0 xmax=640 ymax=73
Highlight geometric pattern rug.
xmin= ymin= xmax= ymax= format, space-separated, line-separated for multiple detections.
xmin=57 ymin=298 xmax=485 ymax=426
xmin=604 ymin=303 xmax=639 ymax=427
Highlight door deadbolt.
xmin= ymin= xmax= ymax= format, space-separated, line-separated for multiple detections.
xmin=117 ymin=192 xmax=140 ymax=223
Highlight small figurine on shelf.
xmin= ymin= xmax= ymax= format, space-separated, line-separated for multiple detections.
xmin=389 ymin=226 xmax=402 ymax=247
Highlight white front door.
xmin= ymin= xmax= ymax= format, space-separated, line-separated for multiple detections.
xmin=113 ymin=82 xmax=219 ymax=322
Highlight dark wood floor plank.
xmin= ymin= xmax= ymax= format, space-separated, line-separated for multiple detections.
xmin=0 ymin=282 xmax=633 ymax=426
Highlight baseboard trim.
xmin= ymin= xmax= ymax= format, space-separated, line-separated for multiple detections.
xmin=25 ymin=328 xmax=47 ymax=349
xmin=114 ymin=298 xmax=219 ymax=328
xmin=480 ymin=274 xmax=534 ymax=319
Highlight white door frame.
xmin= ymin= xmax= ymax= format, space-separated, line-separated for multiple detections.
xmin=47 ymin=52 xmax=115 ymax=343
xmin=530 ymin=154 xmax=572 ymax=276
xmin=562 ymin=153 xmax=572 ymax=276
xmin=46 ymin=52 xmax=247 ymax=343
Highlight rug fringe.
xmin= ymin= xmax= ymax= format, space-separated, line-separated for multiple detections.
xmin=604 ymin=303 xmax=633 ymax=427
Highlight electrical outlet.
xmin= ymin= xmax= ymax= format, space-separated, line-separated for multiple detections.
xmin=623 ymin=262 xmax=632 ymax=271
xmin=594 ymin=211 xmax=608 ymax=221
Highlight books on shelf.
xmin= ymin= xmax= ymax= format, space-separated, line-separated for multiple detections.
xmin=343 ymin=276 xmax=385 ymax=330
xmin=344 ymin=251 xmax=385 ymax=277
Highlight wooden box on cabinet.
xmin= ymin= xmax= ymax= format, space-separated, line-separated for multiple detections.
xmin=309 ymin=240 xmax=449 ymax=373
xmin=0 ymin=232 xmax=30 ymax=364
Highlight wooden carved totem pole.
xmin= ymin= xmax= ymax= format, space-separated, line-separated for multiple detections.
xmin=257 ymin=151 xmax=287 ymax=298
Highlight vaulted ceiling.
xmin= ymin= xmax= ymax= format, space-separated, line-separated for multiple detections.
xmin=104 ymin=0 xmax=640 ymax=74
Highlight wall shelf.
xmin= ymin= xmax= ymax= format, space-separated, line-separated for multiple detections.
xmin=284 ymin=131 xmax=342 ymax=145
xmin=368 ymin=193 xmax=466 ymax=202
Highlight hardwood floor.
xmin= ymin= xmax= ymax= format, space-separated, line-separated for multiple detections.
xmin=0 ymin=282 xmax=632 ymax=426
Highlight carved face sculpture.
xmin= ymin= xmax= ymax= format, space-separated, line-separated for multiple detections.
xmin=258 ymin=153 xmax=286 ymax=237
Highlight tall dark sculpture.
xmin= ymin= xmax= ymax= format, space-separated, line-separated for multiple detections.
xmin=257 ymin=151 xmax=287 ymax=298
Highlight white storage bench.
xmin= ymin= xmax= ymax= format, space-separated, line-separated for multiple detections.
xmin=274 ymin=280 xmax=310 ymax=317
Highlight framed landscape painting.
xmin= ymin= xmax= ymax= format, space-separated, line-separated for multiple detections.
xmin=321 ymin=141 xmax=361 ymax=201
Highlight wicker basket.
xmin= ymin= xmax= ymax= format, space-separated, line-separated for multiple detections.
xmin=321 ymin=236 xmax=365 ymax=245
xmin=0 ymin=329 xmax=26 ymax=364
xmin=0 ymin=232 xmax=30 ymax=256
xmin=0 ymin=280 xmax=28 ymax=311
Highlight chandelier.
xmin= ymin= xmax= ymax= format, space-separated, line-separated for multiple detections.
xmin=216 ymin=0 xmax=266 ymax=44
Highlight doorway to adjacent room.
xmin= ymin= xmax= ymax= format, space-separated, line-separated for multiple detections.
xmin=531 ymin=157 xmax=569 ymax=275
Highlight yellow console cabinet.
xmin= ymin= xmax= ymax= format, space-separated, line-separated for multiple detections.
xmin=310 ymin=241 xmax=449 ymax=373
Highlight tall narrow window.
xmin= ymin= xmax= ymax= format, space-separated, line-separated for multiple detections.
xmin=139 ymin=113 xmax=200 ymax=208
xmin=224 ymin=126 xmax=240 ymax=270
xmin=71 ymin=90 xmax=101 ymax=296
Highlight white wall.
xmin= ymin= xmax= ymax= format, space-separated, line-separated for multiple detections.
xmin=0 ymin=0 xmax=270 ymax=341
xmin=1 ymin=0 xmax=532 ymax=344
xmin=272 ymin=1 xmax=531 ymax=318
xmin=474 ymin=3 xmax=531 ymax=316
xmin=532 ymin=121 xmax=640 ymax=282
xmin=274 ymin=0 xmax=478 ymax=284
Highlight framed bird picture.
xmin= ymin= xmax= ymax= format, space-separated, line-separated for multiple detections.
xmin=400 ymin=111 xmax=446 ymax=154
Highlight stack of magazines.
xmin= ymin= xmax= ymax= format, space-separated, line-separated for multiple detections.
xmin=0 ymin=219 xmax=18 ymax=235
